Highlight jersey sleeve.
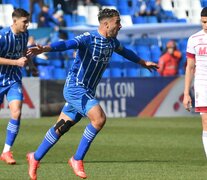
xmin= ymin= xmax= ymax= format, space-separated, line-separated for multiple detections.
xmin=113 ymin=38 xmax=141 ymax=63
xmin=186 ymin=36 xmax=196 ymax=59
xmin=74 ymin=32 xmax=91 ymax=49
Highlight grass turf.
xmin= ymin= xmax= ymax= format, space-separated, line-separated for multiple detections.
xmin=0 ymin=116 xmax=207 ymax=180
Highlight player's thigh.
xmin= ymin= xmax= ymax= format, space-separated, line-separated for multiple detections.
xmin=63 ymin=85 xmax=99 ymax=117
xmin=61 ymin=102 xmax=83 ymax=123
xmin=87 ymin=104 xmax=106 ymax=129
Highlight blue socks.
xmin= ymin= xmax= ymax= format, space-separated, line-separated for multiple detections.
xmin=5 ymin=119 xmax=20 ymax=146
xmin=74 ymin=123 xmax=99 ymax=160
xmin=34 ymin=123 xmax=98 ymax=161
xmin=34 ymin=127 xmax=59 ymax=161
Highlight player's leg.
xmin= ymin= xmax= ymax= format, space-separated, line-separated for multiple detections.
xmin=27 ymin=104 xmax=81 ymax=180
xmin=33 ymin=112 xmax=76 ymax=161
xmin=73 ymin=104 xmax=106 ymax=160
xmin=1 ymin=82 xmax=23 ymax=165
xmin=69 ymin=95 xmax=106 ymax=179
xmin=201 ymin=112 xmax=207 ymax=157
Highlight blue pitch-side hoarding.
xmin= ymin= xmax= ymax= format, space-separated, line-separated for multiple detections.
xmin=96 ymin=77 xmax=196 ymax=117
xmin=40 ymin=77 xmax=197 ymax=117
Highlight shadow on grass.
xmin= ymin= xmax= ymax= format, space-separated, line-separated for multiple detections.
xmin=40 ymin=159 xmax=207 ymax=165
xmin=41 ymin=159 xmax=177 ymax=165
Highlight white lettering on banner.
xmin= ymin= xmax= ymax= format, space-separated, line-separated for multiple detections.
xmin=106 ymin=80 xmax=113 ymax=97
xmin=114 ymin=82 xmax=135 ymax=98
xmin=96 ymin=80 xmax=135 ymax=117
xmin=96 ymin=80 xmax=135 ymax=98
xmin=100 ymin=98 xmax=126 ymax=117
xmin=96 ymin=80 xmax=113 ymax=98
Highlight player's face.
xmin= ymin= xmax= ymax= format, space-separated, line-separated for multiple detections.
xmin=201 ymin=16 xmax=207 ymax=33
xmin=13 ymin=16 xmax=30 ymax=33
xmin=107 ymin=16 xmax=122 ymax=38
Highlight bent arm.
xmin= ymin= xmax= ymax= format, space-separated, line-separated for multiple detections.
xmin=0 ymin=57 xmax=18 ymax=66
xmin=184 ymin=57 xmax=195 ymax=95
xmin=183 ymin=57 xmax=195 ymax=110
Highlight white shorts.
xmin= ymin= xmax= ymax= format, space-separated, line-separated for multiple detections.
xmin=194 ymin=82 xmax=207 ymax=113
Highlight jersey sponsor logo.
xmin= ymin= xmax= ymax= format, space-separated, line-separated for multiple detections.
xmin=92 ymin=55 xmax=109 ymax=63
xmin=5 ymin=52 xmax=23 ymax=59
xmin=198 ymin=47 xmax=207 ymax=55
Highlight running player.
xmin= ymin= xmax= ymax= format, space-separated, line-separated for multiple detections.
xmin=26 ymin=8 xmax=159 ymax=179
xmin=0 ymin=8 xmax=36 ymax=165
xmin=183 ymin=7 xmax=207 ymax=158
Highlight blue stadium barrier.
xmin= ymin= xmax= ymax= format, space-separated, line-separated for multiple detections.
xmin=53 ymin=68 xmax=67 ymax=80
xmin=38 ymin=65 xmax=54 ymax=79
xmin=150 ymin=45 xmax=162 ymax=63
xmin=49 ymin=59 xmax=64 ymax=68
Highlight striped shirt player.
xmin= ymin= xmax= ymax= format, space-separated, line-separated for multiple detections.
xmin=26 ymin=8 xmax=159 ymax=180
xmin=48 ymin=29 xmax=148 ymax=120
xmin=0 ymin=27 xmax=28 ymax=88
xmin=184 ymin=7 xmax=207 ymax=160
xmin=65 ymin=30 xmax=123 ymax=95
xmin=0 ymin=8 xmax=30 ymax=165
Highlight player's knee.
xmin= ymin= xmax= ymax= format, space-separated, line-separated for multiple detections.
xmin=54 ymin=119 xmax=74 ymax=136
xmin=94 ymin=114 xmax=106 ymax=130
xmin=11 ymin=109 xmax=21 ymax=120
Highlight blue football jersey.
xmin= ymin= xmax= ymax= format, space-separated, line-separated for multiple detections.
xmin=0 ymin=27 xmax=29 ymax=86
xmin=67 ymin=30 xmax=121 ymax=93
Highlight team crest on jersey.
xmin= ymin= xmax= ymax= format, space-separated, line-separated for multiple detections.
xmin=16 ymin=42 xmax=21 ymax=52
xmin=102 ymin=48 xmax=110 ymax=55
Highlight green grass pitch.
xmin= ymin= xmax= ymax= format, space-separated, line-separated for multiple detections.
xmin=0 ymin=116 xmax=207 ymax=180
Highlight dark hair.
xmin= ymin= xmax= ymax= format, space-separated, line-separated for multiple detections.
xmin=98 ymin=8 xmax=120 ymax=22
xmin=12 ymin=8 xmax=30 ymax=18
xmin=201 ymin=7 xmax=207 ymax=17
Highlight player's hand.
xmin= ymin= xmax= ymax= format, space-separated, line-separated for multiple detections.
xmin=27 ymin=44 xmax=44 ymax=57
xmin=16 ymin=57 xmax=28 ymax=67
xmin=183 ymin=94 xmax=192 ymax=111
xmin=140 ymin=60 xmax=159 ymax=72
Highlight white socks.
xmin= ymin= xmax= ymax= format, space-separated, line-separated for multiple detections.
xmin=2 ymin=144 xmax=11 ymax=153
xmin=202 ymin=131 xmax=207 ymax=158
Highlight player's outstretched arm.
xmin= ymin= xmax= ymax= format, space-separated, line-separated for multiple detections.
xmin=27 ymin=39 xmax=78 ymax=57
xmin=27 ymin=44 xmax=51 ymax=57
xmin=116 ymin=46 xmax=159 ymax=71
xmin=138 ymin=60 xmax=159 ymax=72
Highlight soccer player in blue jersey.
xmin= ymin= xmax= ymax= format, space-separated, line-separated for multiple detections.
xmin=26 ymin=8 xmax=158 ymax=179
xmin=0 ymin=8 xmax=36 ymax=165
